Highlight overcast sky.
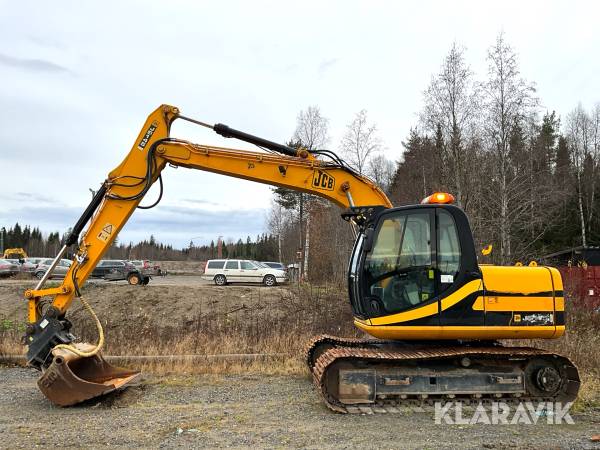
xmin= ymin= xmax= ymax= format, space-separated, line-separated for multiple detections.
xmin=1 ymin=0 xmax=598 ymax=248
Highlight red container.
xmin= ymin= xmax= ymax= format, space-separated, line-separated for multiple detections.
xmin=558 ymin=266 xmax=600 ymax=310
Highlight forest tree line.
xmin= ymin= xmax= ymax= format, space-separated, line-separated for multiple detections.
xmin=268 ymin=33 xmax=599 ymax=283
xmin=0 ymin=224 xmax=278 ymax=262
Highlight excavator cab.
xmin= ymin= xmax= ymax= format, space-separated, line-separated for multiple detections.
xmin=348 ymin=203 xmax=480 ymax=326
xmin=347 ymin=196 xmax=566 ymax=342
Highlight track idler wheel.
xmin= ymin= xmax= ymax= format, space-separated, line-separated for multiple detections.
xmin=536 ymin=366 xmax=562 ymax=393
xmin=37 ymin=343 xmax=141 ymax=406
xmin=524 ymin=357 xmax=568 ymax=399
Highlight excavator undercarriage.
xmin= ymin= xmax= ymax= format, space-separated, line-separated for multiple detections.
xmin=306 ymin=336 xmax=580 ymax=413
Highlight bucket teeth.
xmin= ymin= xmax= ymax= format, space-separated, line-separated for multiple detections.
xmin=37 ymin=343 xmax=141 ymax=406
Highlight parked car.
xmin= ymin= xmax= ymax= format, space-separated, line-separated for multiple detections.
xmin=130 ymin=260 xmax=162 ymax=276
xmin=33 ymin=259 xmax=72 ymax=279
xmin=261 ymin=261 xmax=287 ymax=271
xmin=21 ymin=257 xmax=44 ymax=273
xmin=0 ymin=259 xmax=21 ymax=277
xmin=202 ymin=259 xmax=287 ymax=286
xmin=91 ymin=260 xmax=147 ymax=285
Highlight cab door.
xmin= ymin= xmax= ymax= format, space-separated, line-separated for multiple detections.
xmin=361 ymin=208 xmax=439 ymax=326
xmin=437 ymin=208 xmax=484 ymax=326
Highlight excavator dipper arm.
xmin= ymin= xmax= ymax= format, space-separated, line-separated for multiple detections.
xmin=23 ymin=105 xmax=391 ymax=405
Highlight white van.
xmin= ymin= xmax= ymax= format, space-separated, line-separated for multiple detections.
xmin=202 ymin=259 xmax=287 ymax=286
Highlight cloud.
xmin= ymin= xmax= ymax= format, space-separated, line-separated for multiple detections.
xmin=131 ymin=205 xmax=267 ymax=234
xmin=318 ymin=58 xmax=339 ymax=76
xmin=26 ymin=35 xmax=66 ymax=50
xmin=12 ymin=192 xmax=61 ymax=204
xmin=0 ymin=53 xmax=71 ymax=74
xmin=182 ymin=198 xmax=221 ymax=207
xmin=0 ymin=203 xmax=267 ymax=248
xmin=282 ymin=63 xmax=300 ymax=74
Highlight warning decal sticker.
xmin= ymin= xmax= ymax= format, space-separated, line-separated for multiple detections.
xmin=97 ymin=223 xmax=114 ymax=242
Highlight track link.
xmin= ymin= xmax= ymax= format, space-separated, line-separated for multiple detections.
xmin=306 ymin=338 xmax=580 ymax=414
xmin=304 ymin=334 xmax=379 ymax=371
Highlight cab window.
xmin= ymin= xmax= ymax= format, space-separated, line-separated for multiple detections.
xmin=240 ymin=261 xmax=255 ymax=270
xmin=437 ymin=210 xmax=461 ymax=292
xmin=364 ymin=211 xmax=434 ymax=315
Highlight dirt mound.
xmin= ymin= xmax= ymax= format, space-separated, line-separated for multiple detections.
xmin=0 ymin=278 xmax=295 ymax=331
xmin=154 ymin=260 xmax=204 ymax=275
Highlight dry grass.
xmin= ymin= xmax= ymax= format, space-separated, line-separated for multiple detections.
xmin=530 ymin=303 xmax=600 ymax=410
xmin=0 ymin=318 xmax=26 ymax=356
xmin=11 ymin=272 xmax=36 ymax=280
xmin=0 ymin=284 xmax=359 ymax=376
xmin=97 ymin=284 xmax=359 ymax=376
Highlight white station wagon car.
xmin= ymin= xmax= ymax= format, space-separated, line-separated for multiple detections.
xmin=202 ymin=259 xmax=287 ymax=286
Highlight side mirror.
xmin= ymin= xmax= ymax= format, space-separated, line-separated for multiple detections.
xmin=481 ymin=244 xmax=493 ymax=256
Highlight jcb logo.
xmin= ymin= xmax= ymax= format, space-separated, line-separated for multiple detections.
xmin=40 ymin=369 xmax=58 ymax=388
xmin=137 ymin=120 xmax=158 ymax=150
xmin=312 ymin=170 xmax=335 ymax=191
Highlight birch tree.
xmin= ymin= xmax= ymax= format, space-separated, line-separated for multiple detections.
xmin=293 ymin=106 xmax=329 ymax=152
xmin=367 ymin=154 xmax=396 ymax=193
xmin=565 ymin=104 xmax=593 ymax=246
xmin=420 ymin=43 xmax=480 ymax=209
xmin=292 ymin=106 xmax=329 ymax=280
xmin=340 ymin=109 xmax=382 ymax=174
xmin=267 ymin=199 xmax=286 ymax=262
xmin=482 ymin=33 xmax=538 ymax=263
xmin=589 ymin=103 xmax=600 ymax=234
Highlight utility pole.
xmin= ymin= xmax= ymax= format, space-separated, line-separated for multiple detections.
xmin=0 ymin=227 xmax=5 ymax=254
xmin=217 ymin=236 xmax=223 ymax=258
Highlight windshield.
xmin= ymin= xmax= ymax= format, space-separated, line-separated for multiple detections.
xmin=363 ymin=211 xmax=434 ymax=315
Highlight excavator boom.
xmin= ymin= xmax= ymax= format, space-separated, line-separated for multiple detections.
xmin=24 ymin=105 xmax=391 ymax=405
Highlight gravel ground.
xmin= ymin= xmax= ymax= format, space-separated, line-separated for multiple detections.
xmin=0 ymin=367 xmax=598 ymax=449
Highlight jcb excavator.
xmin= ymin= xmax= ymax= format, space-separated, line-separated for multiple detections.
xmin=4 ymin=247 xmax=27 ymax=261
xmin=24 ymin=105 xmax=579 ymax=411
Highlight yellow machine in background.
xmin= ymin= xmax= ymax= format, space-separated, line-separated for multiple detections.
xmin=23 ymin=105 xmax=579 ymax=411
xmin=3 ymin=247 xmax=27 ymax=260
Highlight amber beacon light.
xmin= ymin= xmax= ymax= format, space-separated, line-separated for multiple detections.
xmin=421 ymin=192 xmax=455 ymax=204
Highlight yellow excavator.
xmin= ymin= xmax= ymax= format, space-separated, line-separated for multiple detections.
xmin=24 ymin=105 xmax=579 ymax=411
xmin=4 ymin=247 xmax=27 ymax=261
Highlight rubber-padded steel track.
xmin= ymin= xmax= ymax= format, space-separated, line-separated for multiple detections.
xmin=305 ymin=335 xmax=580 ymax=414
xmin=305 ymin=334 xmax=378 ymax=370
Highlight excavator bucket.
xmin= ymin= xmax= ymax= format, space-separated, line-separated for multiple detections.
xmin=37 ymin=344 xmax=141 ymax=406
